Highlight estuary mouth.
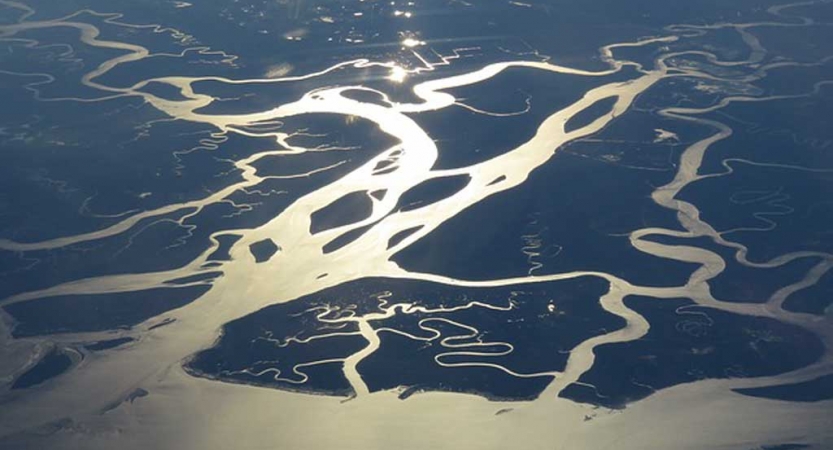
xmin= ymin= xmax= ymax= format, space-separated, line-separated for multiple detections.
xmin=1 ymin=0 xmax=833 ymax=448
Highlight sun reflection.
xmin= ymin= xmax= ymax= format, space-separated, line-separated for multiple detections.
xmin=387 ymin=65 xmax=408 ymax=83
xmin=401 ymin=37 xmax=423 ymax=47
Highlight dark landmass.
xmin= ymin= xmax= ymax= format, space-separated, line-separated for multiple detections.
xmin=12 ymin=349 xmax=73 ymax=390
xmin=249 ymin=239 xmax=280 ymax=263
xmin=4 ymin=285 xmax=210 ymax=337
xmin=310 ymin=191 xmax=373 ymax=234
xmin=735 ymin=374 xmax=833 ymax=403
xmin=165 ymin=272 xmax=222 ymax=285
xmin=84 ymin=337 xmax=135 ymax=351
xmin=783 ymin=271 xmax=833 ymax=316
xmin=642 ymin=234 xmax=820 ymax=304
xmin=560 ymin=297 xmax=824 ymax=409
xmin=188 ymin=276 xmax=623 ymax=400
xmin=395 ymin=175 xmax=471 ymax=213
xmin=392 ymin=150 xmax=694 ymax=287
